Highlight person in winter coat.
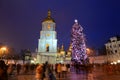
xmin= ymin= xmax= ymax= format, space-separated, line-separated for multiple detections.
xmin=0 ymin=60 xmax=8 ymax=80
xmin=35 ymin=64 xmax=43 ymax=80
xmin=57 ymin=63 xmax=62 ymax=78
xmin=61 ymin=64 xmax=67 ymax=78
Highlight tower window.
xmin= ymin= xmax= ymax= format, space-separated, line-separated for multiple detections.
xmin=110 ymin=45 xmax=112 ymax=48
xmin=115 ymin=50 xmax=117 ymax=53
xmin=47 ymin=24 xmax=51 ymax=30
xmin=113 ymin=45 xmax=116 ymax=48
xmin=46 ymin=44 xmax=49 ymax=52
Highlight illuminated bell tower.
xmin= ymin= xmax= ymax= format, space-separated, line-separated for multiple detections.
xmin=37 ymin=10 xmax=57 ymax=64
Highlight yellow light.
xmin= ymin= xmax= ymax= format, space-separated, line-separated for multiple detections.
xmin=60 ymin=51 xmax=65 ymax=56
xmin=86 ymin=48 xmax=90 ymax=52
xmin=0 ymin=46 xmax=7 ymax=56
xmin=117 ymin=60 xmax=120 ymax=63
xmin=86 ymin=48 xmax=90 ymax=54
xmin=47 ymin=24 xmax=51 ymax=29
xmin=1 ymin=47 xmax=7 ymax=51
xmin=113 ymin=62 xmax=117 ymax=65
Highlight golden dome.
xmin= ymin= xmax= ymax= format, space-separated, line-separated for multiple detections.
xmin=42 ymin=10 xmax=55 ymax=22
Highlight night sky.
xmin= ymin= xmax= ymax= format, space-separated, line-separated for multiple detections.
xmin=0 ymin=0 xmax=120 ymax=52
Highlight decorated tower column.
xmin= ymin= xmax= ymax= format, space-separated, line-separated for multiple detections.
xmin=71 ymin=19 xmax=89 ymax=64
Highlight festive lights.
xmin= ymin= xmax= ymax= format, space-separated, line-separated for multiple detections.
xmin=71 ymin=19 xmax=89 ymax=64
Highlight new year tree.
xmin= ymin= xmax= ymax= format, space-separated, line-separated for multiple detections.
xmin=71 ymin=19 xmax=89 ymax=64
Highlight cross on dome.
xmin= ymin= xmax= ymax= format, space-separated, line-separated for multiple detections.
xmin=42 ymin=10 xmax=55 ymax=22
xmin=48 ymin=10 xmax=51 ymax=17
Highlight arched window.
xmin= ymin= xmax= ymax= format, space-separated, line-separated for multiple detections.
xmin=46 ymin=44 xmax=49 ymax=52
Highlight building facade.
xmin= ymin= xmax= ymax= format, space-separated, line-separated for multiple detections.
xmin=105 ymin=36 xmax=120 ymax=63
xmin=89 ymin=55 xmax=107 ymax=64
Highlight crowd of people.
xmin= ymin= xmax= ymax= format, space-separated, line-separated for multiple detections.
xmin=0 ymin=60 xmax=71 ymax=80
xmin=71 ymin=62 xmax=94 ymax=74
xmin=0 ymin=60 xmax=39 ymax=80
xmin=102 ymin=63 xmax=120 ymax=75
xmin=35 ymin=61 xmax=70 ymax=80
xmin=1 ymin=59 xmax=120 ymax=80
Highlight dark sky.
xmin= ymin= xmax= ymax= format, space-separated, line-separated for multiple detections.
xmin=0 ymin=0 xmax=120 ymax=52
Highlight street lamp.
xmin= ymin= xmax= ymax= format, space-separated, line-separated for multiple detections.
xmin=86 ymin=48 xmax=91 ymax=55
xmin=0 ymin=46 xmax=7 ymax=59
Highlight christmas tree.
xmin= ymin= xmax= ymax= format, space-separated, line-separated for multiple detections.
xmin=71 ymin=19 xmax=89 ymax=64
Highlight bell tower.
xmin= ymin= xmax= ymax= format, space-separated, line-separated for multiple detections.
xmin=37 ymin=10 xmax=57 ymax=64
xmin=38 ymin=10 xmax=57 ymax=53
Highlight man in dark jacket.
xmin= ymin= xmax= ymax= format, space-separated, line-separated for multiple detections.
xmin=0 ymin=60 xmax=8 ymax=80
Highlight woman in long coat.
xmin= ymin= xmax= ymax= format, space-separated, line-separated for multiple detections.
xmin=35 ymin=64 xmax=43 ymax=80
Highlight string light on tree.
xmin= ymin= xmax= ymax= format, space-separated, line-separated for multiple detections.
xmin=71 ymin=19 xmax=89 ymax=64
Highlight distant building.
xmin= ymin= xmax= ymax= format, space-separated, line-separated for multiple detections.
xmin=105 ymin=36 xmax=120 ymax=63
xmin=89 ymin=55 xmax=107 ymax=64
xmin=56 ymin=44 xmax=72 ymax=63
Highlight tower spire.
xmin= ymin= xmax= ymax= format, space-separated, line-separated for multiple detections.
xmin=42 ymin=10 xmax=55 ymax=22
xmin=48 ymin=10 xmax=51 ymax=18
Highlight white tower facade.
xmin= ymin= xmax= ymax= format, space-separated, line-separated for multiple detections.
xmin=37 ymin=10 xmax=57 ymax=64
